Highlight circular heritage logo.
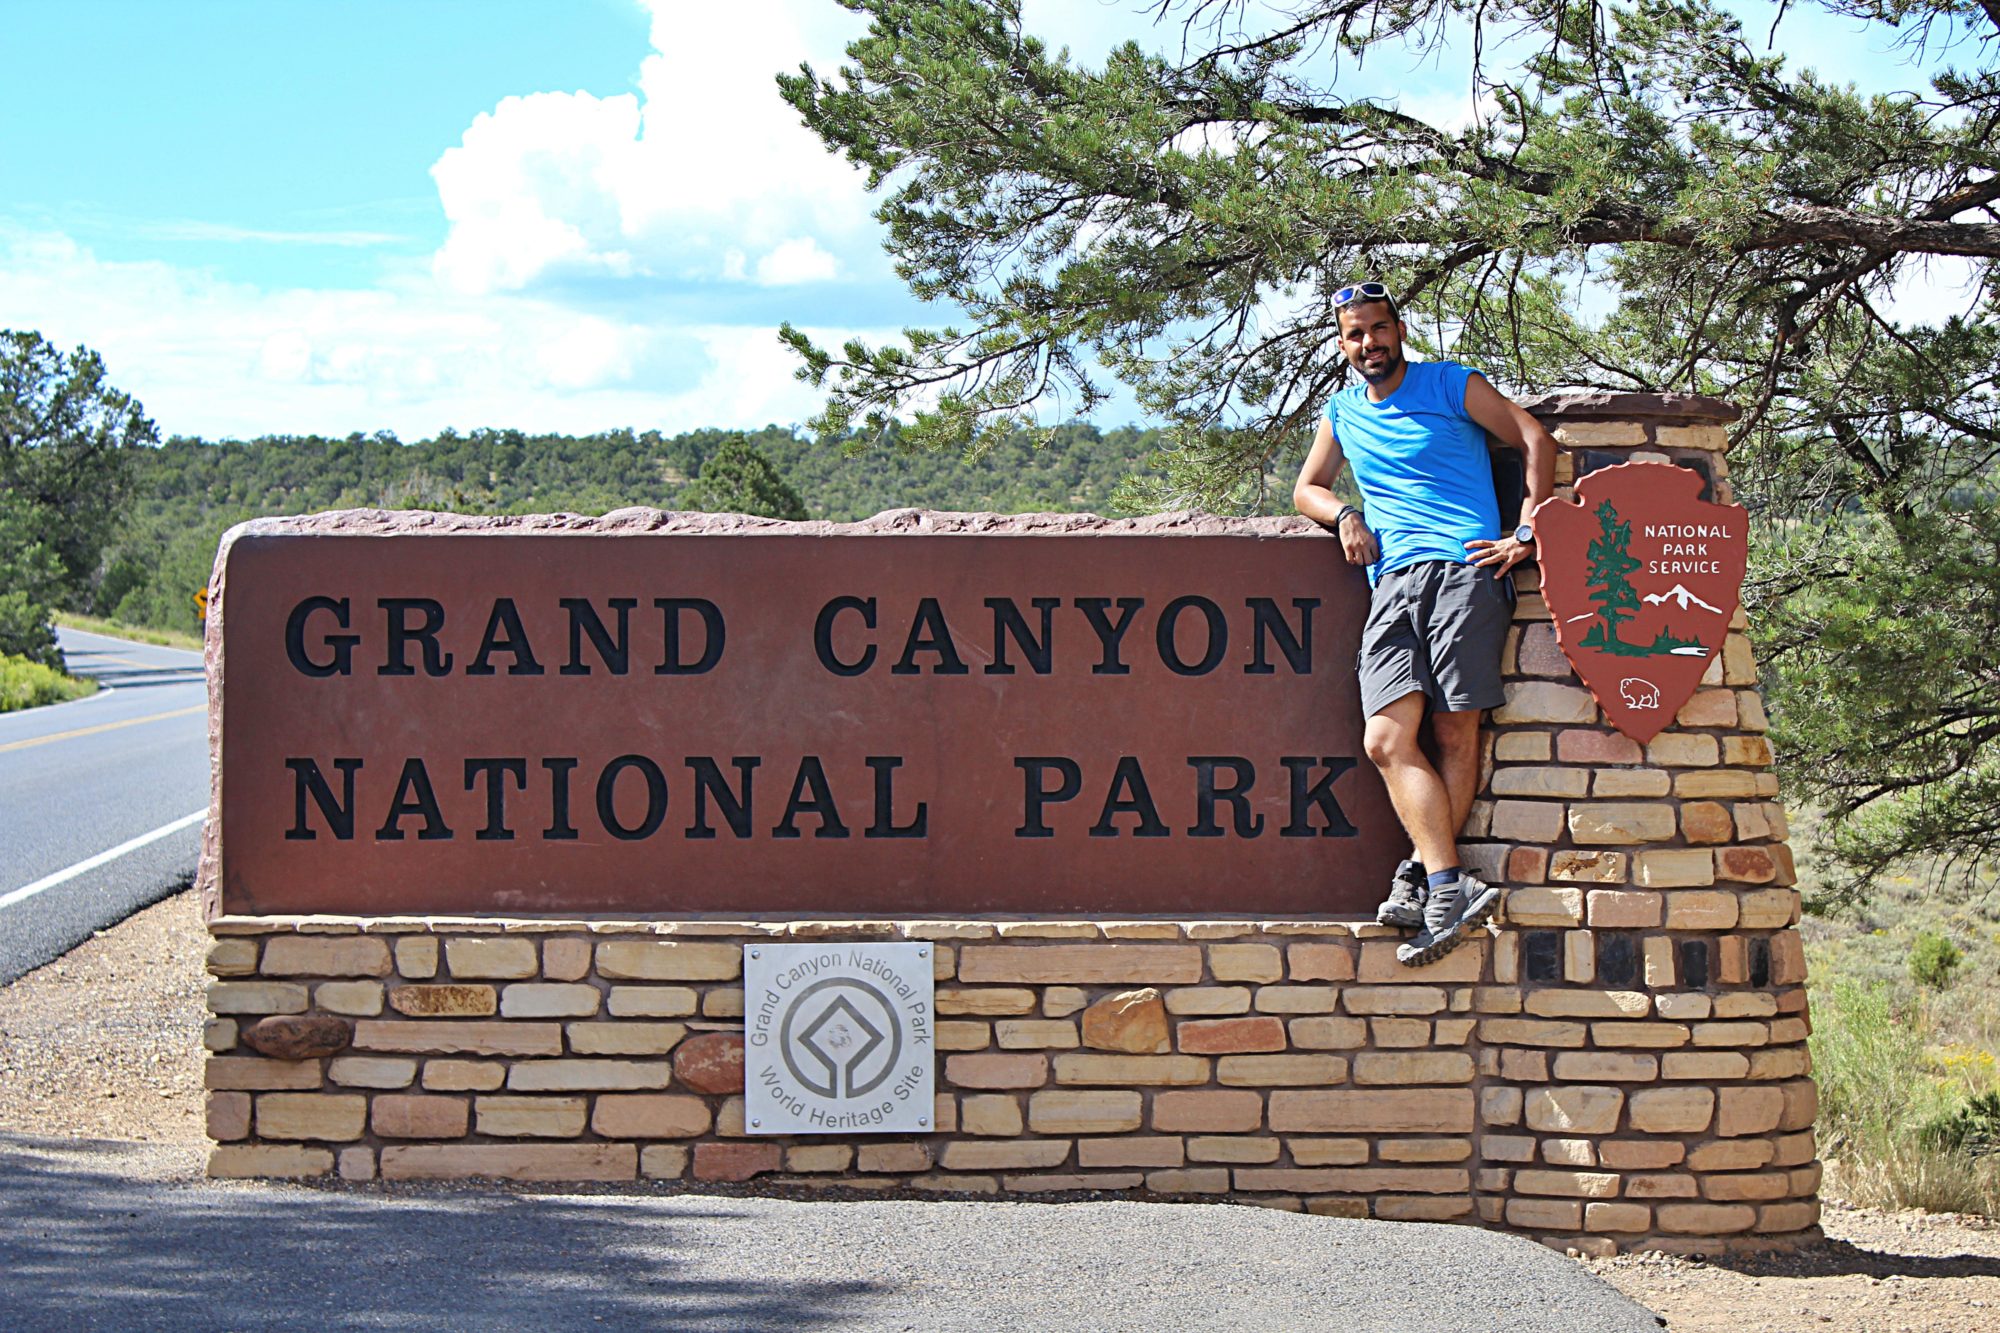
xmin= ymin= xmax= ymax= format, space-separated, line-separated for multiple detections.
xmin=744 ymin=943 xmax=936 ymax=1134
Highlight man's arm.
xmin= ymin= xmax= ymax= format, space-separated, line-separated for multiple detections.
xmin=1462 ymin=372 xmax=1559 ymax=577
xmin=1294 ymin=415 xmax=1378 ymax=568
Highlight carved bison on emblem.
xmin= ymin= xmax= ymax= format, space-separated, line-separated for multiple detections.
xmin=1620 ymin=677 xmax=1660 ymax=710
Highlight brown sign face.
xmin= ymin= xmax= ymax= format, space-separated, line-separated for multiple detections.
xmin=1534 ymin=463 xmax=1748 ymax=741
xmin=210 ymin=513 xmax=1403 ymax=916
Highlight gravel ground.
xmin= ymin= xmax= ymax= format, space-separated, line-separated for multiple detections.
xmin=5 ymin=889 xmax=1999 ymax=1330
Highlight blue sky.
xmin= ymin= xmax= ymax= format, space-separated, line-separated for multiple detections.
xmin=0 ymin=0 xmax=1967 ymax=441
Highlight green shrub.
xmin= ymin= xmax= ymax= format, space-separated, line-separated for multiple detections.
xmin=1922 ymin=1092 xmax=2000 ymax=1158
xmin=0 ymin=652 xmax=96 ymax=712
xmin=1912 ymin=930 xmax=1965 ymax=989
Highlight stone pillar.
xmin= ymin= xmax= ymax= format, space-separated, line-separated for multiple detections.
xmin=1470 ymin=391 xmax=1818 ymax=1254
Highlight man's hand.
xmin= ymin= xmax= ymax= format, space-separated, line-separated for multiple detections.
xmin=1465 ymin=535 xmax=1531 ymax=578
xmin=1338 ymin=512 xmax=1380 ymax=567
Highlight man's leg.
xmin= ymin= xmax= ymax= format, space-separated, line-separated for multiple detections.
xmin=1362 ymin=692 xmax=1461 ymax=872
xmin=1430 ymin=707 xmax=1484 ymax=840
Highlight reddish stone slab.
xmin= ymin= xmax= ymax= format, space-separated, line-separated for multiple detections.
xmin=203 ymin=510 xmax=1401 ymax=916
xmin=1534 ymin=465 xmax=1747 ymax=742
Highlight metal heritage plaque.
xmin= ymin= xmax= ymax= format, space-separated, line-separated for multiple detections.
xmin=1535 ymin=463 xmax=1749 ymax=742
xmin=744 ymin=943 xmax=935 ymax=1135
xmin=205 ymin=511 xmax=1403 ymax=916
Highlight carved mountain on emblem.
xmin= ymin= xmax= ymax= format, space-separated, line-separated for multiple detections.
xmin=1643 ymin=583 xmax=1723 ymax=614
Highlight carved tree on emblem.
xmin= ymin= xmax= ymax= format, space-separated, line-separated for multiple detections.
xmin=1579 ymin=499 xmax=1643 ymax=654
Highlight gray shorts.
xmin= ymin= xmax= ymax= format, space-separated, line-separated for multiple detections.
xmin=1358 ymin=559 xmax=1513 ymax=718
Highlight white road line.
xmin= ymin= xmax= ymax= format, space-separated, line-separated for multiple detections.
xmin=0 ymin=808 xmax=207 ymax=910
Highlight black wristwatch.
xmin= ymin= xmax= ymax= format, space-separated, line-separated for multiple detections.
xmin=1513 ymin=523 xmax=1535 ymax=544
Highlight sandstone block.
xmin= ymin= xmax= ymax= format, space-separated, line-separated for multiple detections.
xmin=382 ymin=1144 xmax=635 ymax=1182
xmin=567 ymin=1021 xmax=687 ymax=1057
xmin=1724 ymin=735 xmax=1773 ymax=766
xmin=207 ymin=939 xmax=259 ymax=977
xmin=1715 ymin=846 xmax=1780 ymax=884
xmin=1590 ymin=1022 xmax=1691 ymax=1049
xmin=786 ymin=1145 xmax=854 ymax=1173
xmin=1675 ymin=689 xmax=1738 ymax=729
xmin=937 ymin=1021 xmax=991 ymax=1051
xmin=1153 ymin=1089 xmax=1262 ymax=1133
xmin=1636 ymin=851 xmax=1716 ymax=889
xmin=1525 ymin=990 xmax=1649 ymax=1019
xmin=1209 ymin=943 xmax=1283 ymax=982
xmin=476 ymin=1096 xmax=588 ymax=1137
xmin=1662 ymin=1052 xmax=1750 ymax=1081
xmin=1187 ymin=1136 xmax=1279 ymax=1164
xmin=208 ymin=1146 xmax=333 ymax=1178
xmin=941 ymin=1139 xmax=1072 ymax=1171
xmin=1664 ymin=890 xmax=1737 ymax=928
xmin=1043 ymin=987 xmax=1088 ymax=1017
xmin=1491 ymin=767 xmax=1591 ymax=799
xmin=203 ymin=1018 xmax=238 ymax=1053
xmin=1289 ymin=1017 xmax=1368 ymax=1050
xmin=936 ymin=987 xmax=1038 ymax=1016
xmin=1569 ymin=803 xmax=1678 ymax=845
xmin=1758 ymin=1201 xmax=1821 ymax=1234
xmin=1738 ymin=888 xmax=1799 ymax=929
xmin=1593 ymin=769 xmax=1673 ymax=798
xmin=205 ymin=1056 xmax=322 ymax=1091
xmin=671 ymin=1032 xmax=745 ymax=1093
xmin=1553 ymin=1052 xmax=1659 ymax=1082
xmin=1515 ymin=1169 xmax=1622 ymax=1199
xmin=1286 ymin=944 xmax=1355 ymax=982
xmin=394 ymin=936 xmax=439 ymax=979
xmin=1655 ymin=991 xmax=1711 ymax=1020
xmin=1655 ymin=1203 xmax=1756 ymax=1235
xmin=1371 ymin=1018 xmax=1433 ymax=1048
xmin=1489 ymin=800 xmax=1566 ymax=843
xmin=1164 ymin=986 xmax=1251 ymax=1016
xmin=241 ymin=1015 xmax=352 ymax=1060
xmin=1235 ymin=1167 xmax=1468 ymax=1195
xmin=958 ymin=945 xmax=1203 ymax=986
xmin=1480 ymin=1086 xmax=1523 ymax=1126
xmin=1524 ymin=1086 xmax=1623 ymax=1135
xmin=1479 ymin=1018 xmax=1586 ymax=1048
xmin=1078 ymin=1137 xmax=1184 ymax=1169
xmin=499 ymin=983 xmax=601 ymax=1019
xmin=328 ymin=1056 xmax=416 ymax=1089
xmin=961 ymin=1094 xmax=1024 ymax=1136
xmin=371 ymin=1094 xmax=469 ymax=1139
xmin=1482 ymin=1134 xmax=1534 ymax=1163
xmin=1145 ymin=1167 xmax=1231 ymax=1193
xmin=947 ymin=1053 xmax=1049 ymax=1089
xmin=261 ymin=936 xmax=391 ymax=978
xmin=1717 ymin=1086 xmax=1786 ymax=1137
xmin=1505 ymin=1198 xmax=1582 ymax=1229
xmin=1646 ymin=733 xmax=1719 ymax=768
xmin=1629 ymin=1087 xmax=1715 ymax=1133
xmin=339 ymin=1148 xmax=376 ymax=1182
xmin=1675 ymin=769 xmax=1759 ymax=798
xmin=607 ymin=986 xmax=699 ymax=1018
xmin=508 ymin=1060 xmax=670 ymax=1092
xmin=1514 ymin=623 xmax=1569 ymax=676
xmin=1352 ymin=1052 xmax=1474 ymax=1085
xmin=1586 ymin=890 xmax=1662 ymax=928
xmin=1749 ymin=1048 xmax=1810 ymax=1081
xmin=1253 ymin=986 xmax=1339 ymax=1014
xmin=856 ymin=1143 xmax=932 ymax=1173
xmin=311 ymin=981 xmax=382 ymax=1017
xmin=1692 ymin=1022 xmax=1770 ymax=1048
xmin=1342 ymin=986 xmax=1447 ymax=1016
xmin=1270 ymin=1088 xmax=1474 ymax=1134
xmin=1680 ymin=802 xmax=1734 ymax=845
xmin=388 ymin=984 xmax=497 ymax=1018
xmin=422 ymin=1060 xmax=505 ymax=1092
xmin=1550 ymin=852 xmax=1628 ymax=885
xmin=1714 ymin=992 xmax=1778 ymax=1019
xmin=1080 ymin=988 xmax=1169 ymax=1053
xmin=997 ymin=1019 xmax=1080 ymax=1050
xmin=594 ymin=940 xmax=739 ymax=982
xmin=257 ymin=1092 xmax=367 ymax=1141
xmin=1557 ymin=729 xmax=1644 ymax=764
xmin=1503 ymin=888 xmax=1584 ymax=927
xmin=1688 ymin=1140 xmax=1775 ymax=1172
xmin=1557 ymin=420 xmax=1646 ymax=447
xmin=1380 ymin=1138 xmax=1472 ymax=1163
xmin=353 ymin=1020 xmax=561 ymax=1058
xmin=541 ymin=938 xmax=591 ymax=982
xmin=1495 ymin=731 xmax=1553 ymax=761
xmin=592 ymin=1094 xmax=711 ymax=1138
xmin=1599 ymin=1140 xmax=1685 ymax=1170
xmin=444 ymin=937 xmax=539 ymax=980
xmin=1218 ymin=1055 xmax=1347 ymax=1086
xmin=1055 ymin=1053 xmax=1208 ymax=1086
xmin=1541 ymin=1138 xmax=1597 ymax=1167
xmin=1289 ymin=1138 xmax=1369 ymax=1166
xmin=1500 ymin=1049 xmax=1548 ymax=1081
xmin=1179 ymin=1016 xmax=1286 ymax=1054
xmin=207 ymin=981 xmax=309 ymax=1016
xmin=1494 ymin=681 xmax=1597 ymax=725
xmin=207 ymin=1091 xmax=250 ymax=1141
xmin=1585 ymin=1202 xmax=1652 ymax=1233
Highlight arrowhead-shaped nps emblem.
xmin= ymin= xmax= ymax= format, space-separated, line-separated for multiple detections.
xmin=1534 ymin=462 xmax=1748 ymax=742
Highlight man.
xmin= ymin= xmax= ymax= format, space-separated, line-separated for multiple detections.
xmin=1293 ymin=282 xmax=1556 ymax=966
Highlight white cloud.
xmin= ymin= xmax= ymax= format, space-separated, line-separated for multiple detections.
xmin=428 ymin=0 xmax=877 ymax=297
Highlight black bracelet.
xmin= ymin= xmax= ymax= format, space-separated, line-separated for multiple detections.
xmin=1333 ymin=505 xmax=1361 ymax=530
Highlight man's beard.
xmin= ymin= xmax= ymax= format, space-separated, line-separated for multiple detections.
xmin=1358 ymin=348 xmax=1403 ymax=385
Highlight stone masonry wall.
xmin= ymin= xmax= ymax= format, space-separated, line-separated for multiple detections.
xmin=203 ymin=393 xmax=1817 ymax=1255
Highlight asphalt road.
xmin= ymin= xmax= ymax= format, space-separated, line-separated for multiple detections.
xmin=0 ymin=1137 xmax=1664 ymax=1332
xmin=0 ymin=626 xmax=208 ymax=984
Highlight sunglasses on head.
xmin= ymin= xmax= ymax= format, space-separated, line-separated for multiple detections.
xmin=1333 ymin=281 xmax=1393 ymax=309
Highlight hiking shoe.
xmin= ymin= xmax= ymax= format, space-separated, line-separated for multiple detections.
xmin=1374 ymin=859 xmax=1428 ymax=929
xmin=1396 ymin=872 xmax=1502 ymax=967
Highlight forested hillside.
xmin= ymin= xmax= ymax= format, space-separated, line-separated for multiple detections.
xmin=97 ymin=424 xmax=1177 ymax=633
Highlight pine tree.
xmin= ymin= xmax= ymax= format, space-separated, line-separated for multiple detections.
xmin=1580 ymin=499 xmax=1642 ymax=652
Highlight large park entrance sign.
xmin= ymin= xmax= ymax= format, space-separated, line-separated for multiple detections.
xmin=210 ymin=511 xmax=1400 ymax=917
